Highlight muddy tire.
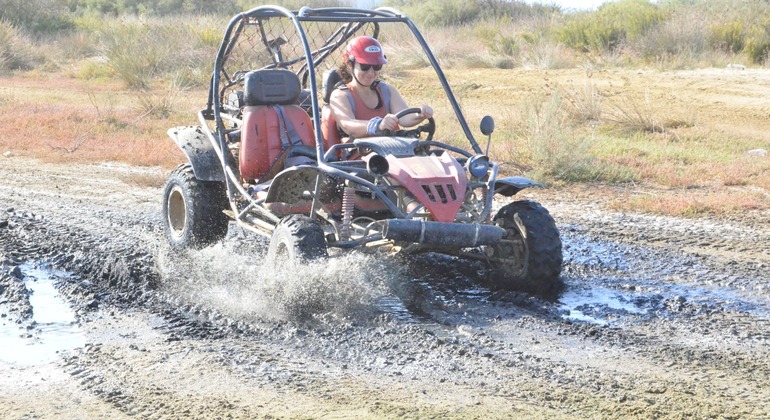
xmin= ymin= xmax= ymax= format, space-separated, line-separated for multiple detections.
xmin=488 ymin=200 xmax=563 ymax=295
xmin=267 ymin=215 xmax=328 ymax=264
xmin=161 ymin=164 xmax=229 ymax=249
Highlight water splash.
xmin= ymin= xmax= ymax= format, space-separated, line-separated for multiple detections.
xmin=156 ymin=241 xmax=409 ymax=322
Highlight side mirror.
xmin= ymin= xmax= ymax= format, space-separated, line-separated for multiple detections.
xmin=480 ymin=115 xmax=495 ymax=136
xmin=480 ymin=115 xmax=495 ymax=155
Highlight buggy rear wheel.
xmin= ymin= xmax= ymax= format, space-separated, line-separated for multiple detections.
xmin=161 ymin=164 xmax=229 ymax=249
xmin=487 ymin=200 xmax=563 ymax=296
xmin=267 ymin=215 xmax=328 ymax=264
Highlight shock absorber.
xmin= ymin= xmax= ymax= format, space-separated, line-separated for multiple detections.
xmin=341 ymin=186 xmax=355 ymax=241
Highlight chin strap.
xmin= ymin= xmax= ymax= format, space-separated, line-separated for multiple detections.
xmin=352 ymin=72 xmax=374 ymax=89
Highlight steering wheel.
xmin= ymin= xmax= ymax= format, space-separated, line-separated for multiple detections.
xmin=381 ymin=107 xmax=435 ymax=141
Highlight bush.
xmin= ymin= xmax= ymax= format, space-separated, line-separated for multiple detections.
xmin=385 ymin=0 xmax=555 ymax=27
xmin=474 ymin=22 xmax=518 ymax=57
xmin=510 ymin=92 xmax=635 ymax=183
xmin=0 ymin=0 xmax=74 ymax=34
xmin=96 ymin=17 xmax=220 ymax=89
xmin=744 ymin=24 xmax=770 ymax=64
xmin=98 ymin=20 xmax=168 ymax=89
xmin=557 ymin=0 xmax=665 ymax=53
xmin=0 ymin=20 xmax=35 ymax=73
xmin=709 ymin=21 xmax=745 ymax=54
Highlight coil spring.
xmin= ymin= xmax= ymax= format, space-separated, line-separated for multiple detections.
xmin=341 ymin=186 xmax=355 ymax=240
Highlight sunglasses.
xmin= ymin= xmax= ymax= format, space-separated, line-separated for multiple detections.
xmin=358 ymin=64 xmax=382 ymax=72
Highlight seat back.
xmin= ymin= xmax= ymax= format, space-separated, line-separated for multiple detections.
xmin=321 ymin=69 xmax=343 ymax=151
xmin=239 ymin=70 xmax=315 ymax=181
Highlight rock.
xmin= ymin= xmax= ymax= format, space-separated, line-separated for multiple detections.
xmin=10 ymin=266 xmax=23 ymax=279
xmin=2 ymin=150 xmax=12 ymax=158
xmin=746 ymin=149 xmax=768 ymax=157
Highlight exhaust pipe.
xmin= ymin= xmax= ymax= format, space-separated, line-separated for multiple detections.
xmin=383 ymin=220 xmax=504 ymax=247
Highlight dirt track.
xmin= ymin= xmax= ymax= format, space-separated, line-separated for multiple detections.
xmin=1 ymin=155 xmax=769 ymax=419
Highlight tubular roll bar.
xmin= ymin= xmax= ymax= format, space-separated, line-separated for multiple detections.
xmin=205 ymin=6 xmax=486 ymax=228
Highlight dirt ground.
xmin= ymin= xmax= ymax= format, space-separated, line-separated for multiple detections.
xmin=1 ymin=67 xmax=770 ymax=419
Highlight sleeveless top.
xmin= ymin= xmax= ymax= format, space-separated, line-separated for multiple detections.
xmin=338 ymin=81 xmax=392 ymax=120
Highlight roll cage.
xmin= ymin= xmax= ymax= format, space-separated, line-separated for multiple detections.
xmin=193 ymin=6 xmax=501 ymax=239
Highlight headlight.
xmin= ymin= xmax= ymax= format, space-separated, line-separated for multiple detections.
xmin=466 ymin=155 xmax=490 ymax=178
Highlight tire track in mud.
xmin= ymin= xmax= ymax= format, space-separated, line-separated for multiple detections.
xmin=1 ymin=209 xmax=159 ymax=306
xmin=2 ymin=159 xmax=770 ymax=417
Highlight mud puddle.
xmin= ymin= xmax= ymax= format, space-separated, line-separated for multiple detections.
xmin=0 ymin=263 xmax=85 ymax=365
xmin=559 ymin=230 xmax=770 ymax=325
xmin=558 ymin=285 xmax=644 ymax=325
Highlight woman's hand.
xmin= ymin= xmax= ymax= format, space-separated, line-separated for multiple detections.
xmin=378 ymin=114 xmax=400 ymax=132
xmin=419 ymin=104 xmax=433 ymax=120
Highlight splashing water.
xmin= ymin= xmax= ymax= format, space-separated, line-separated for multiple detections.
xmin=156 ymin=241 xmax=409 ymax=322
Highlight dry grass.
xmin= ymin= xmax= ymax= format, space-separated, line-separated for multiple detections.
xmin=0 ymin=74 xmax=189 ymax=168
xmin=1 ymin=62 xmax=767 ymax=219
xmin=118 ymin=171 xmax=169 ymax=188
xmin=602 ymin=95 xmax=694 ymax=136
xmin=611 ymin=188 xmax=770 ymax=217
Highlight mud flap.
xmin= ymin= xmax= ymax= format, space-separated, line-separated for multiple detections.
xmin=493 ymin=176 xmax=543 ymax=197
xmin=167 ymin=126 xmax=225 ymax=182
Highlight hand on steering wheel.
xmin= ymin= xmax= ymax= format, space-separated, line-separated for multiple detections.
xmin=381 ymin=107 xmax=436 ymax=141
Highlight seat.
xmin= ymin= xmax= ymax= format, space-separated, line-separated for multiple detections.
xmin=239 ymin=69 xmax=316 ymax=181
xmin=321 ymin=69 xmax=343 ymax=152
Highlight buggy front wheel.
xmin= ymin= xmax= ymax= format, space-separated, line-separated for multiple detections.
xmin=267 ymin=215 xmax=328 ymax=264
xmin=487 ymin=200 xmax=563 ymax=296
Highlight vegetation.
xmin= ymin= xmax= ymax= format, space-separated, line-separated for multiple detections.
xmin=0 ymin=0 xmax=768 ymax=217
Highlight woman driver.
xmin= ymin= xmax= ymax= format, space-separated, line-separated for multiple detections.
xmin=328 ymin=36 xmax=433 ymax=139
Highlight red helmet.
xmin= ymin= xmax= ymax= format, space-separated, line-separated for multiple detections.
xmin=346 ymin=36 xmax=387 ymax=65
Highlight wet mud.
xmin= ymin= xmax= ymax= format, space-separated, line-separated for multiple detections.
xmin=1 ymin=157 xmax=769 ymax=418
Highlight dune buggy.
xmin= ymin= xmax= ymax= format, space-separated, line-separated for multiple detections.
xmin=161 ymin=6 xmax=562 ymax=294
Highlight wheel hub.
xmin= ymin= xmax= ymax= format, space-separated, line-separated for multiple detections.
xmin=167 ymin=186 xmax=187 ymax=239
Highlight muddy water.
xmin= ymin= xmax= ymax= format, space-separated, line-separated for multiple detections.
xmin=1 ymin=158 xmax=770 ymax=417
xmin=0 ymin=264 xmax=85 ymax=365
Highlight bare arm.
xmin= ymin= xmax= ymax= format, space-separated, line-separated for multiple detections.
xmin=329 ymin=85 xmax=433 ymax=138
xmin=329 ymin=89 xmax=369 ymax=139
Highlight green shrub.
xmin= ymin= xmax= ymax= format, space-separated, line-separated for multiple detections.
xmin=637 ymin=9 xmax=709 ymax=63
xmin=744 ymin=24 xmax=770 ymax=64
xmin=386 ymin=0 xmax=555 ymax=26
xmin=96 ymin=17 xmax=218 ymax=89
xmin=709 ymin=21 xmax=745 ymax=53
xmin=75 ymin=58 xmax=113 ymax=80
xmin=557 ymin=0 xmax=665 ymax=53
xmin=474 ymin=23 xmax=518 ymax=57
xmin=98 ymin=20 xmax=167 ymax=89
xmin=0 ymin=0 xmax=74 ymax=34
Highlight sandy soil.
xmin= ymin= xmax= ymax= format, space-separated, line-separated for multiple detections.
xmin=1 ymin=148 xmax=769 ymax=419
